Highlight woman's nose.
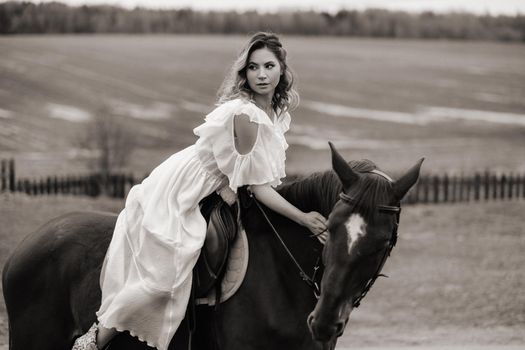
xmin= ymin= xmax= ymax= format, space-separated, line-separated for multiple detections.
xmin=257 ymin=69 xmax=267 ymax=79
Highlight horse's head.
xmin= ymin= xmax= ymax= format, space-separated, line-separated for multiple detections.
xmin=307 ymin=142 xmax=423 ymax=346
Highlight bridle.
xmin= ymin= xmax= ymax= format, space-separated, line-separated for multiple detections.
xmin=338 ymin=195 xmax=400 ymax=307
xmin=339 ymin=169 xmax=401 ymax=308
xmin=252 ymin=169 xmax=401 ymax=306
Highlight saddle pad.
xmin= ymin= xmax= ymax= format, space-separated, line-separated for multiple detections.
xmin=195 ymin=227 xmax=249 ymax=306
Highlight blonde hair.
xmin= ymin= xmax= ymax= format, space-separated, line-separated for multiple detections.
xmin=217 ymin=32 xmax=299 ymax=115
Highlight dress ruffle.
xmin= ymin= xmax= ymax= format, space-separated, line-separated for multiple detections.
xmin=193 ymin=98 xmax=289 ymax=192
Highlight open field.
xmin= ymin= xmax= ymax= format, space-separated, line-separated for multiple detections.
xmin=1 ymin=35 xmax=524 ymax=178
xmin=0 ymin=194 xmax=524 ymax=348
xmin=1 ymin=34 xmax=524 ymax=348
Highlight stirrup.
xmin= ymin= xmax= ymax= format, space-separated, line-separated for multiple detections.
xmin=72 ymin=323 xmax=99 ymax=350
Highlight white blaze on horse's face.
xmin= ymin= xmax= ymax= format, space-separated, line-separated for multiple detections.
xmin=344 ymin=213 xmax=367 ymax=255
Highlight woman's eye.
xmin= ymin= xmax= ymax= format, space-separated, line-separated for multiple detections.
xmin=266 ymin=64 xmax=275 ymax=69
xmin=248 ymin=65 xmax=257 ymax=71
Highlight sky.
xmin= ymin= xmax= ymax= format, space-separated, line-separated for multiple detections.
xmin=36 ymin=0 xmax=525 ymax=15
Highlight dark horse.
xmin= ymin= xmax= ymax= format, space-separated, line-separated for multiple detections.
xmin=2 ymin=143 xmax=423 ymax=350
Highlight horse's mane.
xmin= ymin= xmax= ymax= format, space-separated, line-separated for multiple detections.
xmin=278 ymin=159 xmax=393 ymax=220
xmin=278 ymin=170 xmax=342 ymax=218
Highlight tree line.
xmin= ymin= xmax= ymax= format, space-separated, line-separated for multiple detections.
xmin=1 ymin=1 xmax=524 ymax=41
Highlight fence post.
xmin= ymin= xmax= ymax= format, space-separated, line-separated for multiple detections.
xmin=451 ymin=175 xmax=458 ymax=203
xmin=457 ymin=174 xmax=463 ymax=202
xmin=433 ymin=175 xmax=440 ymax=203
xmin=500 ymin=174 xmax=507 ymax=200
xmin=72 ymin=176 xmax=78 ymax=196
xmin=1 ymin=159 xmax=6 ymax=192
xmin=474 ymin=173 xmax=481 ymax=201
xmin=521 ymin=174 xmax=525 ymax=199
xmin=52 ymin=176 xmax=58 ymax=194
xmin=31 ymin=179 xmax=38 ymax=196
xmin=491 ymin=174 xmax=498 ymax=200
xmin=443 ymin=174 xmax=449 ymax=203
xmin=9 ymin=159 xmax=15 ymax=192
xmin=508 ymin=174 xmax=514 ymax=200
xmin=24 ymin=179 xmax=30 ymax=195
xmin=422 ymin=176 xmax=429 ymax=204
xmin=483 ymin=171 xmax=490 ymax=201
xmin=518 ymin=174 xmax=525 ymax=198
xmin=39 ymin=178 xmax=45 ymax=195
xmin=465 ymin=176 xmax=472 ymax=202
xmin=515 ymin=174 xmax=521 ymax=200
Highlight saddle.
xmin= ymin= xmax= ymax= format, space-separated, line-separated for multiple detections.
xmin=195 ymin=192 xmax=239 ymax=299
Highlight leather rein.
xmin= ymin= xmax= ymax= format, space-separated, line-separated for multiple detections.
xmin=251 ymin=169 xmax=401 ymax=307
xmin=252 ymin=195 xmax=322 ymax=298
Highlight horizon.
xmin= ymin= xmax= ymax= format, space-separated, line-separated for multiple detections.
xmin=31 ymin=0 xmax=525 ymax=15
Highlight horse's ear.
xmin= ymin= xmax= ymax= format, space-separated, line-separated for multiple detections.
xmin=329 ymin=142 xmax=359 ymax=186
xmin=393 ymin=158 xmax=425 ymax=200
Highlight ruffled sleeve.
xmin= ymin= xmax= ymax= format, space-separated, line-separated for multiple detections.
xmin=193 ymin=99 xmax=287 ymax=193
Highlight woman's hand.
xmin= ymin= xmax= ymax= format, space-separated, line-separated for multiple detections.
xmin=300 ymin=211 xmax=328 ymax=244
xmin=249 ymin=184 xmax=329 ymax=244
xmin=218 ymin=186 xmax=237 ymax=206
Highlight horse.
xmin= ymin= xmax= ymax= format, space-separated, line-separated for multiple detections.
xmin=2 ymin=143 xmax=423 ymax=350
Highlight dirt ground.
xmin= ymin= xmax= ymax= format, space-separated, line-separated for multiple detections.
xmin=1 ymin=194 xmax=524 ymax=348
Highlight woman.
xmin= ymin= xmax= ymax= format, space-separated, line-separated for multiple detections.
xmin=72 ymin=32 xmax=328 ymax=350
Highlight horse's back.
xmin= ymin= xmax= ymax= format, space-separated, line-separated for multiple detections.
xmin=2 ymin=211 xmax=117 ymax=350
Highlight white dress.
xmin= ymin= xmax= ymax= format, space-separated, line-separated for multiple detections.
xmin=96 ymin=98 xmax=290 ymax=350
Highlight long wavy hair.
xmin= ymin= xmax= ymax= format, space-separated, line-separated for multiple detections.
xmin=217 ymin=32 xmax=300 ymax=115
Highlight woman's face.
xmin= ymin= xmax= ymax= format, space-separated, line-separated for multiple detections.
xmin=246 ymin=47 xmax=282 ymax=99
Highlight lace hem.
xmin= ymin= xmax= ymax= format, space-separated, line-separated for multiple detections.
xmin=97 ymin=317 xmax=167 ymax=350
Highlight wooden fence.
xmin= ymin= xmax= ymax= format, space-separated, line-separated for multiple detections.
xmin=1 ymin=159 xmax=524 ymax=203
xmin=403 ymin=172 xmax=525 ymax=204
xmin=1 ymin=159 xmax=136 ymax=198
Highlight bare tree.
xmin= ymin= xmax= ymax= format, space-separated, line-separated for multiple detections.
xmin=80 ymin=107 xmax=135 ymax=179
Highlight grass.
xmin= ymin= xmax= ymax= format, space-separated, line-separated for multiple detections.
xmin=0 ymin=194 xmax=524 ymax=347
xmin=0 ymin=35 xmax=524 ymax=178
xmin=339 ymin=201 xmax=525 ymax=347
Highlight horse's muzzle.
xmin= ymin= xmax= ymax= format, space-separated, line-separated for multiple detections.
xmin=307 ymin=312 xmax=346 ymax=343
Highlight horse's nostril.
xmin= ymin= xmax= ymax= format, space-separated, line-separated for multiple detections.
xmin=335 ymin=321 xmax=345 ymax=336
xmin=307 ymin=313 xmax=315 ymax=327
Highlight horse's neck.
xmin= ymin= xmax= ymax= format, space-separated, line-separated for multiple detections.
xmin=235 ymin=194 xmax=323 ymax=344
xmin=244 ymin=197 xmax=323 ymax=287
xmin=278 ymin=173 xmax=341 ymax=218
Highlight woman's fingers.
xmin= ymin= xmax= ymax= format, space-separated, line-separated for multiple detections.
xmin=312 ymin=212 xmax=327 ymax=228
xmin=315 ymin=229 xmax=328 ymax=244
xmin=302 ymin=212 xmax=329 ymax=244
xmin=317 ymin=233 xmax=327 ymax=244
xmin=303 ymin=211 xmax=328 ymax=244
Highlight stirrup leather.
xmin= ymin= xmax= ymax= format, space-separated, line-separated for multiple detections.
xmin=195 ymin=193 xmax=239 ymax=298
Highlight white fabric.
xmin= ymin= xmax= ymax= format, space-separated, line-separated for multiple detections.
xmin=194 ymin=98 xmax=290 ymax=193
xmin=96 ymin=98 xmax=290 ymax=350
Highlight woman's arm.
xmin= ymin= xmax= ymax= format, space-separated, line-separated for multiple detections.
xmin=218 ymin=184 xmax=327 ymax=242
xmin=217 ymin=112 xmax=328 ymax=242
xmin=250 ymin=184 xmax=327 ymax=240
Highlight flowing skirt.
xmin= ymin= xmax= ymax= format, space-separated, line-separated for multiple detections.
xmin=96 ymin=145 xmax=224 ymax=350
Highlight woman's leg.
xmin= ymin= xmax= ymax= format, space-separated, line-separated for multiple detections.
xmin=96 ymin=325 xmax=118 ymax=349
